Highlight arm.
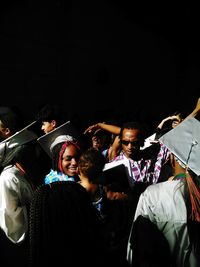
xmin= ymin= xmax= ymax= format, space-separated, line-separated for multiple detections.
xmin=156 ymin=114 xmax=182 ymax=130
xmin=83 ymin=122 xmax=121 ymax=135
xmin=183 ymin=97 xmax=200 ymax=121
xmin=0 ymin=167 xmax=33 ymax=243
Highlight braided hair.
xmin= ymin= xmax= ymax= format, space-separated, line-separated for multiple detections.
xmin=29 ymin=181 xmax=106 ymax=266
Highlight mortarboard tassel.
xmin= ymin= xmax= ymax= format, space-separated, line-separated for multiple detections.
xmin=186 ymin=171 xmax=200 ymax=222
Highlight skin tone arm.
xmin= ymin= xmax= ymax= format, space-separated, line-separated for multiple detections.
xmin=183 ymin=97 xmax=200 ymax=121
xmin=84 ymin=123 xmax=121 ymax=161
xmin=84 ymin=122 xmax=121 ymax=135
xmin=156 ymin=114 xmax=182 ymax=130
xmin=157 ymin=97 xmax=200 ymax=133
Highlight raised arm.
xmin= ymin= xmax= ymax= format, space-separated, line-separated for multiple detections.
xmin=183 ymin=97 xmax=200 ymax=121
xmin=83 ymin=122 xmax=121 ymax=135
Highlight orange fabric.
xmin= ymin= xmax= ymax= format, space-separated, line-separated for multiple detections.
xmin=186 ymin=173 xmax=200 ymax=222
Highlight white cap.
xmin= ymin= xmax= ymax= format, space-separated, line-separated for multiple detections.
xmin=37 ymin=121 xmax=79 ymax=157
xmin=159 ymin=117 xmax=200 ymax=175
xmin=50 ymin=135 xmax=77 ymax=152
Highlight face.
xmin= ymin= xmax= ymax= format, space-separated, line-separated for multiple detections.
xmin=172 ymin=120 xmax=181 ymax=128
xmin=61 ymin=144 xmax=80 ymax=176
xmin=0 ymin=120 xmax=11 ymax=140
xmin=91 ymin=135 xmax=106 ymax=151
xmin=121 ymin=128 xmax=141 ymax=159
xmin=41 ymin=120 xmax=56 ymax=134
xmin=171 ymin=114 xmax=182 ymax=129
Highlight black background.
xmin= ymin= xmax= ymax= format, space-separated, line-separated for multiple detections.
xmin=0 ymin=1 xmax=200 ymax=132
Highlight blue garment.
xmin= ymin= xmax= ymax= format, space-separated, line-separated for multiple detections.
xmin=44 ymin=169 xmax=76 ymax=184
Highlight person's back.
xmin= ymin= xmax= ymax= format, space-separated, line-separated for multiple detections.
xmin=29 ymin=181 xmax=107 ymax=267
xmin=127 ymin=173 xmax=200 ymax=267
xmin=0 ymin=106 xmax=37 ymax=266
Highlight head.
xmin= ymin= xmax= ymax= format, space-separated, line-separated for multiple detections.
xmin=36 ymin=104 xmax=65 ymax=134
xmin=78 ymin=148 xmax=106 ymax=184
xmin=50 ymin=135 xmax=81 ymax=177
xmin=171 ymin=113 xmax=183 ymax=128
xmin=0 ymin=106 xmax=23 ymax=140
xmin=91 ymin=129 xmax=110 ymax=151
xmin=119 ymin=121 xmax=146 ymax=159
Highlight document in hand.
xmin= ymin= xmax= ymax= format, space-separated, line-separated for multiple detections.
xmin=103 ymin=158 xmax=134 ymax=190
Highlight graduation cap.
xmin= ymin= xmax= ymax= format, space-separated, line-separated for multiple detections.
xmin=0 ymin=121 xmax=38 ymax=165
xmin=159 ymin=117 xmax=200 ymax=175
xmin=103 ymin=158 xmax=135 ymax=190
xmin=37 ymin=121 xmax=79 ymax=157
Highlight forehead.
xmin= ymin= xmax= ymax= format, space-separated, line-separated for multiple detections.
xmin=122 ymin=128 xmax=140 ymax=139
xmin=63 ymin=144 xmax=79 ymax=156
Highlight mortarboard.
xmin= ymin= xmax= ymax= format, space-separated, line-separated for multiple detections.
xmin=0 ymin=121 xmax=38 ymax=165
xmin=159 ymin=117 xmax=200 ymax=175
xmin=103 ymin=158 xmax=135 ymax=190
xmin=37 ymin=121 xmax=79 ymax=157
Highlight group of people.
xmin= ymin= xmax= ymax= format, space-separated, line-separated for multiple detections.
xmin=0 ymin=99 xmax=200 ymax=266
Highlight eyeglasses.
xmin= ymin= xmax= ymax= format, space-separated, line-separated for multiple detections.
xmin=121 ymin=140 xmax=141 ymax=146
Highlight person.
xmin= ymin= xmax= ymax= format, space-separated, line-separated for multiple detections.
xmin=154 ymin=111 xmax=183 ymax=140
xmin=145 ymin=112 xmax=184 ymax=182
xmin=84 ymin=126 xmax=111 ymax=153
xmin=126 ymin=99 xmax=200 ymax=267
xmin=0 ymin=106 xmax=44 ymax=266
xmin=84 ymin=120 xmax=170 ymax=205
xmin=35 ymin=104 xmax=66 ymax=134
xmin=78 ymin=147 xmax=107 ymax=218
xmin=44 ymin=134 xmax=82 ymax=184
xmin=29 ymin=181 xmax=107 ymax=267
xmin=84 ymin=122 xmax=121 ymax=161
xmin=126 ymin=157 xmax=200 ymax=267
xmin=77 ymin=147 xmax=131 ymax=266
xmin=152 ymin=97 xmax=200 ymax=182
xmin=111 ymin=121 xmax=170 ymax=184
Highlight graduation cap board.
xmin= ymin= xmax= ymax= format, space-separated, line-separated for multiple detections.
xmin=0 ymin=121 xmax=38 ymax=165
xmin=0 ymin=121 xmax=37 ymax=147
xmin=159 ymin=117 xmax=200 ymax=176
xmin=37 ymin=121 xmax=79 ymax=158
xmin=103 ymin=158 xmax=135 ymax=190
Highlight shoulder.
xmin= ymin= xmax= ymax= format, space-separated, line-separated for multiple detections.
xmin=1 ymin=165 xmax=18 ymax=176
xmin=141 ymin=180 xmax=183 ymax=202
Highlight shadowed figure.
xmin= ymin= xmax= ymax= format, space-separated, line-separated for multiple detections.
xmin=29 ymin=181 xmax=107 ymax=267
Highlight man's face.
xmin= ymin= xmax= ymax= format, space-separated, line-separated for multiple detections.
xmin=41 ymin=120 xmax=56 ymax=134
xmin=121 ymin=128 xmax=141 ymax=159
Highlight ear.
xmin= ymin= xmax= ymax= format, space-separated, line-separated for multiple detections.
xmin=4 ymin=127 xmax=11 ymax=137
xmin=51 ymin=120 xmax=57 ymax=128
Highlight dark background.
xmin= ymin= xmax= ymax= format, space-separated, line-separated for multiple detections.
xmin=0 ymin=1 xmax=200 ymax=132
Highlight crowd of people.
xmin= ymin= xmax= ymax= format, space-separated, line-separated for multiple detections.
xmin=0 ymin=99 xmax=200 ymax=266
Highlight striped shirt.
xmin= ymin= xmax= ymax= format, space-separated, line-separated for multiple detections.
xmin=111 ymin=143 xmax=170 ymax=184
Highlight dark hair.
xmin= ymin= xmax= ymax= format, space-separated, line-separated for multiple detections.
xmin=119 ymin=121 xmax=146 ymax=147
xmin=36 ymin=104 xmax=65 ymax=126
xmin=29 ymin=181 xmax=106 ymax=266
xmin=78 ymin=148 xmax=106 ymax=184
xmin=0 ymin=106 xmax=24 ymax=133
